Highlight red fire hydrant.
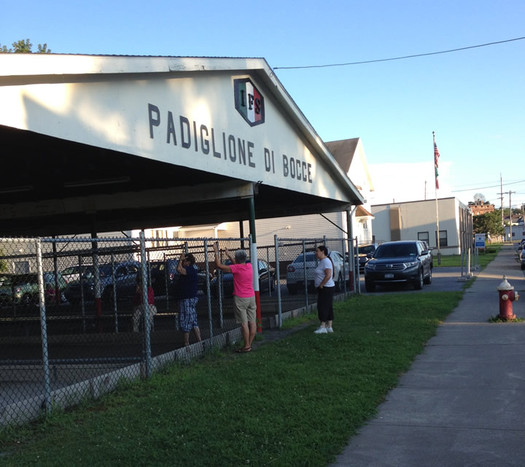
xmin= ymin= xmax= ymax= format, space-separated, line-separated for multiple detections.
xmin=497 ymin=276 xmax=519 ymax=320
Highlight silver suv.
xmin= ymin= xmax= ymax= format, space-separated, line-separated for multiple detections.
xmin=286 ymin=250 xmax=349 ymax=294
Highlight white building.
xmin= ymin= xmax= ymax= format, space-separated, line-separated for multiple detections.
xmin=371 ymin=197 xmax=472 ymax=255
xmin=0 ymin=54 xmax=364 ymax=238
xmin=505 ymin=222 xmax=525 ymax=244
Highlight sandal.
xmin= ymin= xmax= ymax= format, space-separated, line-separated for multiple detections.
xmin=235 ymin=347 xmax=252 ymax=353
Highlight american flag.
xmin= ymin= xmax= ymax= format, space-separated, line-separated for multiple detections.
xmin=433 ymin=132 xmax=440 ymax=189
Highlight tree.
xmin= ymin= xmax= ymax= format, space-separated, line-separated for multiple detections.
xmin=473 ymin=210 xmax=504 ymax=237
xmin=0 ymin=38 xmax=51 ymax=53
xmin=473 ymin=193 xmax=486 ymax=203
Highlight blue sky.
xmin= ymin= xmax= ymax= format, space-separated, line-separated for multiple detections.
xmin=2 ymin=0 xmax=524 ymax=209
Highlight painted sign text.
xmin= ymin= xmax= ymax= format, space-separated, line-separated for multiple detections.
xmin=148 ymin=103 xmax=313 ymax=184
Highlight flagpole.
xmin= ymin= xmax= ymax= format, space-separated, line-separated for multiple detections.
xmin=433 ymin=131 xmax=441 ymax=265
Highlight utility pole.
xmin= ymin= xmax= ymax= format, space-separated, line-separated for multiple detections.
xmin=500 ymin=174 xmax=504 ymax=227
xmin=503 ymin=190 xmax=516 ymax=241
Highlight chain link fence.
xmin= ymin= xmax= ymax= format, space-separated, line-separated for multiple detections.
xmin=0 ymin=235 xmax=357 ymax=428
xmin=272 ymin=236 xmax=356 ymax=324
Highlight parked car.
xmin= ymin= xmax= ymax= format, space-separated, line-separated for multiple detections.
xmin=0 ymin=272 xmax=68 ymax=306
xmin=519 ymin=248 xmax=525 ymax=270
xmin=356 ymin=243 xmax=379 ymax=272
xmin=286 ymin=250 xmax=349 ymax=294
xmin=0 ymin=274 xmax=14 ymax=305
xmin=149 ymin=259 xmax=179 ymax=297
xmin=211 ymin=259 xmax=276 ymax=297
xmin=364 ymin=240 xmax=433 ymax=292
xmin=150 ymin=259 xmax=210 ymax=297
xmin=60 ymin=265 xmax=95 ymax=284
xmin=64 ymin=260 xmax=141 ymax=304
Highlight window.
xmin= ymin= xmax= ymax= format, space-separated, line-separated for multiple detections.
xmin=418 ymin=232 xmax=429 ymax=244
xmin=13 ymin=261 xmax=30 ymax=274
xmin=436 ymin=230 xmax=448 ymax=247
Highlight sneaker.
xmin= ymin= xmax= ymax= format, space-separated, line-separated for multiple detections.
xmin=314 ymin=327 xmax=328 ymax=334
xmin=326 ymin=327 xmax=334 ymax=333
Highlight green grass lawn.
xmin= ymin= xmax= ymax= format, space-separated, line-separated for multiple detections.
xmin=1 ymin=291 xmax=464 ymax=467
xmin=435 ymin=244 xmax=501 ymax=268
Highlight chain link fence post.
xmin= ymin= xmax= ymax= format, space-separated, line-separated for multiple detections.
xmin=35 ymin=239 xmax=52 ymax=415
xmin=341 ymin=237 xmax=347 ymax=293
xmin=139 ymin=232 xmax=152 ymax=379
xmin=301 ymin=240 xmax=308 ymax=307
xmin=354 ymin=237 xmax=360 ymax=294
xmin=274 ymin=235 xmax=282 ymax=328
xmin=204 ymin=239 xmax=214 ymax=338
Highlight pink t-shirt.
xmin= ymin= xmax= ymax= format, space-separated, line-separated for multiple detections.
xmin=229 ymin=263 xmax=254 ymax=298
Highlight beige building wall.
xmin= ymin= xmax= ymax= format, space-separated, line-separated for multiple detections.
xmin=371 ymin=197 xmax=471 ymax=255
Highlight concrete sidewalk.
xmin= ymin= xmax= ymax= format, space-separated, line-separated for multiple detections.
xmin=333 ymin=244 xmax=525 ymax=466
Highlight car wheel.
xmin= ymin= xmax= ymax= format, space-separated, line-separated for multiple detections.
xmin=414 ymin=270 xmax=424 ymax=290
xmin=423 ymin=268 xmax=432 ymax=285
xmin=365 ymin=280 xmax=375 ymax=293
xmin=287 ymin=284 xmax=298 ymax=295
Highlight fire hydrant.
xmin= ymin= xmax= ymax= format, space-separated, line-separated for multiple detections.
xmin=497 ymin=275 xmax=519 ymax=320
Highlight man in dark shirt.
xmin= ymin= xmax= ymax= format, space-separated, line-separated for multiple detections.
xmin=177 ymin=252 xmax=202 ymax=346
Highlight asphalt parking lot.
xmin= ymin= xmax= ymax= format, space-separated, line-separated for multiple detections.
xmin=358 ymin=266 xmax=470 ymax=294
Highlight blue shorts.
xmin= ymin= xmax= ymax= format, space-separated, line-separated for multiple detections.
xmin=179 ymin=297 xmax=199 ymax=332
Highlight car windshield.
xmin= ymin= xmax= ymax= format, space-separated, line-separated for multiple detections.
xmin=375 ymin=243 xmax=418 ymax=258
xmin=360 ymin=245 xmax=376 ymax=255
xmin=293 ymin=253 xmax=317 ymax=263
xmin=63 ymin=266 xmax=93 ymax=276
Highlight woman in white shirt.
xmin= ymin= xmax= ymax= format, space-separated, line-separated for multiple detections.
xmin=313 ymin=245 xmax=335 ymax=334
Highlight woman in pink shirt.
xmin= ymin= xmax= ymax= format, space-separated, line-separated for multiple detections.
xmin=213 ymin=242 xmax=256 ymax=353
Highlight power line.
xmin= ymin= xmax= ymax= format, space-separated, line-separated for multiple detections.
xmin=452 ymin=179 xmax=525 ymax=193
xmin=274 ymin=36 xmax=525 ymax=70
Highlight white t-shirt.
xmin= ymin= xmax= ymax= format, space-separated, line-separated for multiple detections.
xmin=314 ymin=257 xmax=335 ymax=288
